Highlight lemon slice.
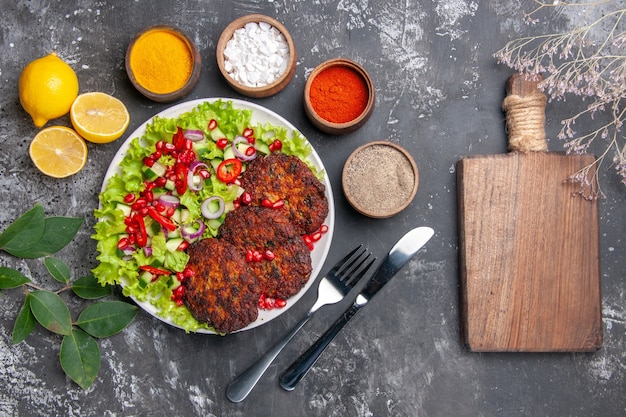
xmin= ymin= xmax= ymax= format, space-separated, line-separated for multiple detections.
xmin=29 ymin=126 xmax=88 ymax=178
xmin=70 ymin=92 xmax=130 ymax=144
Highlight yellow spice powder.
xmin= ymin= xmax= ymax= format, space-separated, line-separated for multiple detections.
xmin=130 ymin=29 xmax=193 ymax=94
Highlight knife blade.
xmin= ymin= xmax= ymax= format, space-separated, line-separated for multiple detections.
xmin=279 ymin=226 xmax=434 ymax=391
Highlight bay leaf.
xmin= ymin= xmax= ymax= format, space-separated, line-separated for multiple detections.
xmin=12 ymin=294 xmax=37 ymax=344
xmin=0 ymin=267 xmax=31 ymax=289
xmin=72 ymin=275 xmax=111 ymax=299
xmin=60 ymin=328 xmax=100 ymax=390
xmin=29 ymin=290 xmax=72 ymax=336
xmin=76 ymin=301 xmax=138 ymax=338
xmin=0 ymin=203 xmax=45 ymax=254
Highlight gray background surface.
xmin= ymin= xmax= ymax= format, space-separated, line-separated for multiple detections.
xmin=1 ymin=1 xmax=624 ymax=416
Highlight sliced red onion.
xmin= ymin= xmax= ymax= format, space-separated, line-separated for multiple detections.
xmin=190 ymin=161 xmax=209 ymax=172
xmin=143 ymin=246 xmax=153 ymax=257
xmin=181 ymin=219 xmax=206 ymax=241
xmin=183 ymin=129 xmax=205 ymax=142
xmin=187 ymin=161 xmax=210 ymax=192
xmin=187 ymin=173 xmax=203 ymax=192
xmin=232 ymin=136 xmax=257 ymax=161
xmin=158 ymin=194 xmax=180 ymax=208
xmin=201 ymin=196 xmax=225 ymax=220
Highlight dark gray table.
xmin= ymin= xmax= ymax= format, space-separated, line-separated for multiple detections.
xmin=1 ymin=1 xmax=624 ymax=416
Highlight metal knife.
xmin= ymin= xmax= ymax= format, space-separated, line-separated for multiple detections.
xmin=279 ymin=226 xmax=434 ymax=391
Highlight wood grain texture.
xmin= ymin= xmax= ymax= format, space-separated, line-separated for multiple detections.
xmin=457 ymin=152 xmax=602 ymax=352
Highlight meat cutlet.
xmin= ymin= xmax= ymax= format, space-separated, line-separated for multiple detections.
xmin=240 ymin=153 xmax=328 ymax=234
xmin=182 ymin=238 xmax=260 ymax=334
xmin=219 ymin=206 xmax=312 ymax=299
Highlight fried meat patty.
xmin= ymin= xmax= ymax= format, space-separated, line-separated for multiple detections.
xmin=183 ymin=238 xmax=260 ymax=334
xmin=240 ymin=153 xmax=328 ymax=234
xmin=219 ymin=206 xmax=312 ymax=298
xmin=218 ymin=205 xmax=299 ymax=247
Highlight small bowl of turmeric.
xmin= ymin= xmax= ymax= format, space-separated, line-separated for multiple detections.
xmin=304 ymin=58 xmax=375 ymax=135
xmin=126 ymin=25 xmax=201 ymax=103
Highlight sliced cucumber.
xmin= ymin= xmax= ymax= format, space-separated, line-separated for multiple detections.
xmin=143 ymin=161 xmax=167 ymax=179
xmin=116 ymin=203 xmax=132 ymax=217
xmin=165 ymin=238 xmax=184 ymax=252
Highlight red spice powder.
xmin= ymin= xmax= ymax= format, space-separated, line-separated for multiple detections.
xmin=309 ymin=66 xmax=369 ymax=124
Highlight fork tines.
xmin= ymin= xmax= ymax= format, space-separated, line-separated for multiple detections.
xmin=336 ymin=245 xmax=376 ymax=286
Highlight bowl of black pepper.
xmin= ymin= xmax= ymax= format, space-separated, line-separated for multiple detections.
xmin=342 ymin=141 xmax=419 ymax=218
xmin=216 ymin=14 xmax=297 ymax=98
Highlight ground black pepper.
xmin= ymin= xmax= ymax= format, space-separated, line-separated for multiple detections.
xmin=342 ymin=142 xmax=418 ymax=218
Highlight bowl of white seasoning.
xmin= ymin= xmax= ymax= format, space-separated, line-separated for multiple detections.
xmin=217 ymin=14 xmax=297 ymax=98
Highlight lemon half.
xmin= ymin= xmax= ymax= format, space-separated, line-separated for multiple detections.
xmin=29 ymin=126 xmax=88 ymax=178
xmin=70 ymin=92 xmax=130 ymax=143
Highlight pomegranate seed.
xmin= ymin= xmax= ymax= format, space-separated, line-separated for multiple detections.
xmin=216 ymin=138 xmax=228 ymax=149
xmin=124 ymin=193 xmax=135 ymax=203
xmin=177 ymin=241 xmax=190 ymax=251
xmin=240 ymin=192 xmax=252 ymax=205
xmin=242 ymin=127 xmax=254 ymax=138
xmin=143 ymin=157 xmax=155 ymax=167
xmin=131 ymin=199 xmax=147 ymax=211
xmin=245 ymin=146 xmax=256 ymax=156
xmin=261 ymin=198 xmax=273 ymax=208
xmin=156 ymin=203 xmax=166 ymax=212
xmin=117 ymin=237 xmax=131 ymax=249
xmin=275 ymin=298 xmax=287 ymax=308
xmin=246 ymin=249 xmax=254 ymax=263
xmin=303 ymin=235 xmax=313 ymax=244
xmin=154 ymin=177 xmax=167 ymax=187
xmin=143 ymin=190 xmax=154 ymax=203
xmin=151 ymin=150 xmax=162 ymax=160
xmin=165 ymin=207 xmax=176 ymax=217
xmin=126 ymin=225 xmax=137 ymax=234
xmin=208 ymin=119 xmax=218 ymax=130
xmin=264 ymin=250 xmax=276 ymax=261
xmin=320 ymin=224 xmax=329 ymax=233
xmin=310 ymin=231 xmax=322 ymax=242
xmin=269 ymin=139 xmax=282 ymax=152
xmin=156 ymin=140 xmax=166 ymax=151
xmin=183 ymin=267 xmax=195 ymax=278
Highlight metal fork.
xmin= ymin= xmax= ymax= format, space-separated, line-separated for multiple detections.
xmin=226 ymin=245 xmax=375 ymax=403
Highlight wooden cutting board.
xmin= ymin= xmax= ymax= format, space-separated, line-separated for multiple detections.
xmin=457 ymin=74 xmax=602 ymax=352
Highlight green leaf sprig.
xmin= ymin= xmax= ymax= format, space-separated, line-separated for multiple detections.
xmin=0 ymin=203 xmax=138 ymax=390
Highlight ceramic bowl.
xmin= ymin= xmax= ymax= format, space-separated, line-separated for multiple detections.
xmin=216 ymin=14 xmax=297 ymax=98
xmin=303 ymin=58 xmax=375 ymax=135
xmin=342 ymin=141 xmax=418 ymax=218
xmin=126 ymin=25 xmax=201 ymax=103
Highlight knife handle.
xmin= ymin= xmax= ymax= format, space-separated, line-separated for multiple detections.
xmin=279 ymin=303 xmax=361 ymax=391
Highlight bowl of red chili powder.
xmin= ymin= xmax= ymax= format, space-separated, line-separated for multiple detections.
xmin=304 ymin=58 xmax=375 ymax=135
xmin=126 ymin=25 xmax=202 ymax=103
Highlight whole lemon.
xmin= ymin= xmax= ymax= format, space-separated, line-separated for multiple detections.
xmin=19 ymin=52 xmax=79 ymax=128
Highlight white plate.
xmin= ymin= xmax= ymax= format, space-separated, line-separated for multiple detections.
xmin=101 ymin=98 xmax=334 ymax=333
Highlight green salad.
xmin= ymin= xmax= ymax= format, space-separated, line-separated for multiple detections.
xmin=92 ymin=100 xmax=318 ymax=332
